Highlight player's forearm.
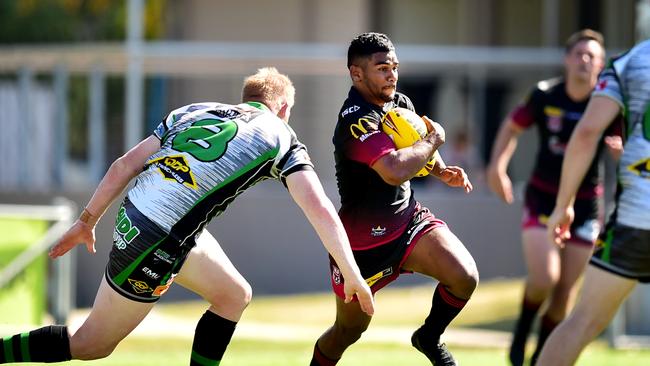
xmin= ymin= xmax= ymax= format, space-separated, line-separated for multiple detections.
xmin=382 ymin=141 xmax=440 ymax=184
xmin=287 ymin=172 xmax=364 ymax=279
xmin=84 ymin=157 xmax=141 ymax=225
xmin=303 ymin=193 xmax=361 ymax=277
xmin=555 ymin=127 xmax=601 ymax=209
xmin=488 ymin=120 xmax=519 ymax=172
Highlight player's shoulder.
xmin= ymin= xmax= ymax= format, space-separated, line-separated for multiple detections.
xmin=535 ymin=77 xmax=563 ymax=94
xmin=338 ymin=97 xmax=378 ymax=126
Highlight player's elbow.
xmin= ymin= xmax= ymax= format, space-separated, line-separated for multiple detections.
xmin=379 ymin=169 xmax=410 ymax=186
xmin=372 ymin=154 xmax=411 ymax=186
xmin=572 ymin=122 xmax=602 ymax=146
xmin=110 ymin=155 xmax=141 ymax=179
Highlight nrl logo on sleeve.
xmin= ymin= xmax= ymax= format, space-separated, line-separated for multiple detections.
xmin=148 ymin=155 xmax=198 ymax=189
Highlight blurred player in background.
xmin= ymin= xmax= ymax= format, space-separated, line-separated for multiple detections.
xmin=486 ymin=29 xmax=622 ymax=366
xmin=0 ymin=67 xmax=374 ymax=365
xmin=310 ymin=32 xmax=478 ymax=366
xmin=538 ymin=39 xmax=650 ymax=366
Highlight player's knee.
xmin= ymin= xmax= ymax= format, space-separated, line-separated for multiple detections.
xmin=528 ymin=274 xmax=557 ymax=295
xmin=332 ymin=321 xmax=369 ymax=344
xmin=71 ymin=337 xmax=118 ymax=360
xmin=452 ymin=259 xmax=479 ymax=298
xmin=209 ymin=280 xmax=253 ymax=312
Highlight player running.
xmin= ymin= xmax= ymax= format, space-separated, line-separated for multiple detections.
xmin=538 ymin=38 xmax=650 ymax=366
xmin=0 ymin=67 xmax=373 ymax=365
xmin=310 ymin=32 xmax=477 ymax=366
xmin=486 ymin=29 xmax=621 ymax=365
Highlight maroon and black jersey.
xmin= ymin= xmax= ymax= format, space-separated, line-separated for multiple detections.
xmin=333 ymin=87 xmax=418 ymax=250
xmin=510 ymin=77 xmax=620 ymax=198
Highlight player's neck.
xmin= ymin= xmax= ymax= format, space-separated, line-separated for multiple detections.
xmin=565 ymin=78 xmax=593 ymax=102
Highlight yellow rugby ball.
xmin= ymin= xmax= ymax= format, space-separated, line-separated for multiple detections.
xmin=381 ymin=107 xmax=435 ymax=177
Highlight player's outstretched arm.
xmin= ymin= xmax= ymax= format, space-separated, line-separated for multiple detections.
xmin=49 ymin=136 xmax=161 ymax=258
xmin=547 ymin=96 xmax=621 ymax=247
xmin=286 ymin=170 xmax=374 ymax=315
xmin=486 ymin=119 xmax=524 ymax=204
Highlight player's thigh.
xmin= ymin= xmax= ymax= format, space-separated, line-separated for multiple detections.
xmin=557 ymin=242 xmax=592 ymax=287
xmin=571 ymin=266 xmax=636 ymax=331
xmin=175 ymin=230 xmax=251 ymax=318
xmin=522 ymin=228 xmax=560 ymax=283
xmin=70 ymin=277 xmax=155 ymax=358
xmin=402 ymin=226 xmax=477 ymax=290
xmin=334 ymin=295 xmax=372 ymax=331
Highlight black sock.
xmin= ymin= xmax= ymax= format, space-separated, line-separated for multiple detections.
xmin=310 ymin=341 xmax=339 ymax=366
xmin=190 ymin=310 xmax=237 ymax=366
xmin=530 ymin=315 xmax=558 ymax=366
xmin=509 ymin=296 xmax=542 ymax=366
xmin=417 ymin=284 xmax=468 ymax=346
xmin=0 ymin=325 xmax=71 ymax=363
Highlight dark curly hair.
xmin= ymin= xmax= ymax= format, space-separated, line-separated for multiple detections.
xmin=347 ymin=32 xmax=395 ymax=68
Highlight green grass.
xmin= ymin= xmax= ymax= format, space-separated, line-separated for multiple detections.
xmin=0 ymin=218 xmax=49 ymax=324
xmin=8 ymin=278 xmax=650 ymax=365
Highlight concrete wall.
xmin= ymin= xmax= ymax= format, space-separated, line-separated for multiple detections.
xmin=0 ymin=184 xmax=525 ymax=307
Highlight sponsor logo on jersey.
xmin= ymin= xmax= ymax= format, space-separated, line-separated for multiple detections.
xmin=350 ymin=118 xmax=378 ymax=141
xmin=148 ymin=155 xmax=198 ymax=189
xmin=341 ymin=105 xmax=360 ymax=118
xmin=127 ymin=278 xmax=153 ymax=294
xmin=371 ymin=225 xmax=386 ymax=237
xmin=142 ymin=267 xmax=161 ymax=280
xmin=209 ymin=108 xmax=240 ymax=119
xmin=628 ymin=157 xmax=650 ymax=179
xmin=331 ymin=264 xmax=342 ymax=285
xmin=544 ymin=106 xmax=564 ymax=132
xmin=114 ymin=206 xmax=141 ymax=250
xmin=365 ymin=267 xmax=393 ymax=287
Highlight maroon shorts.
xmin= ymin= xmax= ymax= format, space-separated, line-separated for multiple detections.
xmin=522 ymin=184 xmax=600 ymax=246
xmin=329 ymin=206 xmax=447 ymax=300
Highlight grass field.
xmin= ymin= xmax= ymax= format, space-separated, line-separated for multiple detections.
xmin=6 ymin=279 xmax=650 ymax=365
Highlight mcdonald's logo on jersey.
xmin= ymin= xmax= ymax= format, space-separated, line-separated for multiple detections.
xmin=349 ymin=118 xmax=380 ymax=141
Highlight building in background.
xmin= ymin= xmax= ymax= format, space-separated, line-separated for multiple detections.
xmin=0 ymin=0 xmax=643 ymax=306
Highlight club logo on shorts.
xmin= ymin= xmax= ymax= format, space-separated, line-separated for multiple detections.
xmin=114 ymin=206 xmax=141 ymax=250
xmin=332 ymin=264 xmax=342 ymax=285
xmin=148 ymin=155 xmax=198 ymax=189
xmin=127 ymin=278 xmax=153 ymax=294
xmin=371 ymin=225 xmax=386 ymax=237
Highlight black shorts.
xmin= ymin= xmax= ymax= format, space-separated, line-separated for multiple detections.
xmin=329 ymin=206 xmax=446 ymax=299
xmin=105 ymin=197 xmax=194 ymax=302
xmin=590 ymin=222 xmax=650 ymax=282
xmin=523 ymin=184 xmax=600 ymax=245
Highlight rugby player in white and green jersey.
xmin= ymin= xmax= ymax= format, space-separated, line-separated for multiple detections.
xmin=0 ymin=67 xmax=374 ymax=365
xmin=541 ymin=39 xmax=650 ymax=365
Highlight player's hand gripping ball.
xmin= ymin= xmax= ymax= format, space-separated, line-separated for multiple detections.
xmin=381 ymin=107 xmax=436 ymax=177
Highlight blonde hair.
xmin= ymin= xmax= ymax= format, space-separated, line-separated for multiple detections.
xmin=241 ymin=67 xmax=295 ymax=111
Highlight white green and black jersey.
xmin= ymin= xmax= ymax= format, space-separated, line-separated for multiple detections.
xmin=593 ymin=39 xmax=650 ymax=230
xmin=127 ymin=101 xmax=313 ymax=241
